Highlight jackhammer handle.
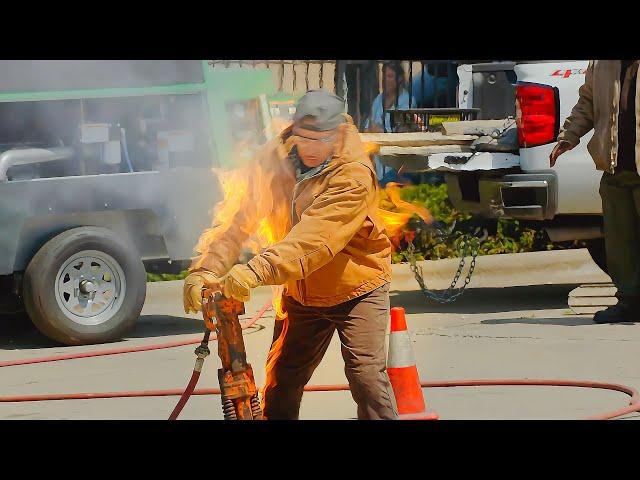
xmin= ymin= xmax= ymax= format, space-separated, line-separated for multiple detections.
xmin=201 ymin=287 xmax=220 ymax=301
xmin=201 ymin=288 xmax=219 ymax=331
xmin=200 ymin=288 xmax=225 ymax=303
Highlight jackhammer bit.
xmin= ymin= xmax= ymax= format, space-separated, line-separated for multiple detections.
xmin=202 ymin=289 xmax=263 ymax=420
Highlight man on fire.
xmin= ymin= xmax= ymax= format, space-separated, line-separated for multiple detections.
xmin=183 ymin=90 xmax=399 ymax=420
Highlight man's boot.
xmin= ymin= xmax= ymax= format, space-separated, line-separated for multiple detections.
xmin=593 ymin=298 xmax=638 ymax=324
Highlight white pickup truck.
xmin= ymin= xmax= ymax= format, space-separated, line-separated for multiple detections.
xmin=440 ymin=60 xmax=607 ymax=271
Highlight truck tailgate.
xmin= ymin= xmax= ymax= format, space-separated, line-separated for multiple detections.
xmin=451 ymin=62 xmax=519 ymax=172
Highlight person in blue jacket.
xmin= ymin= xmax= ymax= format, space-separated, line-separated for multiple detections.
xmin=363 ymin=62 xmax=455 ymax=185
xmin=364 ymin=62 xmax=416 ymax=182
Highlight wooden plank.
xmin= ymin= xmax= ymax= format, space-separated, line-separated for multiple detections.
xmin=360 ymin=132 xmax=477 ymax=147
xmin=568 ymin=286 xmax=617 ymax=298
xmin=441 ymin=119 xmax=513 ymax=136
xmin=379 ymin=145 xmax=473 ymax=157
xmin=567 ymin=283 xmax=617 ymax=315
xmin=568 ymin=297 xmax=617 ymax=307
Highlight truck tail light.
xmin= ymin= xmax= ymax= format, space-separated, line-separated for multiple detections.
xmin=515 ymin=82 xmax=560 ymax=148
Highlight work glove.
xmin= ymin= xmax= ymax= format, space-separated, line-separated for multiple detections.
xmin=183 ymin=270 xmax=222 ymax=314
xmin=222 ymin=264 xmax=263 ymax=303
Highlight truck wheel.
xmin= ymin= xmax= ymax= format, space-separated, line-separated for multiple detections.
xmin=23 ymin=227 xmax=146 ymax=345
xmin=585 ymin=238 xmax=608 ymax=275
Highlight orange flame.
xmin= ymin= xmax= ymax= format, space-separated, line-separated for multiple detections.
xmin=384 ymin=182 xmax=433 ymax=225
xmin=193 ymin=136 xmax=293 ymax=327
xmin=360 ymin=141 xmax=433 ymax=248
xmin=194 ymin=141 xmax=295 ymax=417
xmin=193 ymin=148 xmax=293 ymax=266
xmin=377 ymin=209 xmax=412 ymax=237
xmin=377 ymin=182 xmax=433 ymax=252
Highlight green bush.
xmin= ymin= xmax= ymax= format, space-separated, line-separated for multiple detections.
xmin=386 ymin=183 xmax=557 ymax=263
xmin=146 ymin=270 xmax=189 ymax=282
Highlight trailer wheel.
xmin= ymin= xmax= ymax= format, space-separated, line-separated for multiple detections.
xmin=23 ymin=227 xmax=146 ymax=345
xmin=585 ymin=238 xmax=608 ymax=275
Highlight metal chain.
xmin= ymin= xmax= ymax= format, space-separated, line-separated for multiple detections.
xmin=405 ymin=232 xmax=483 ymax=304
xmin=453 ymin=118 xmax=518 ymax=164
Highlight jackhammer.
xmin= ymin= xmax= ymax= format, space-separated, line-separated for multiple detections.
xmin=169 ymin=289 xmax=263 ymax=420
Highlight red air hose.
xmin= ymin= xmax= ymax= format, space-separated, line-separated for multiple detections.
xmin=1 ymin=380 xmax=638 ymax=420
xmin=2 ymin=299 xmax=640 ymax=420
xmin=168 ymin=368 xmax=202 ymax=421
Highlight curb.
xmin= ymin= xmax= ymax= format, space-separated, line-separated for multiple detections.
xmin=391 ymin=248 xmax=611 ymax=289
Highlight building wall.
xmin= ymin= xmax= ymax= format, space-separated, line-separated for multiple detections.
xmin=208 ymin=61 xmax=336 ymax=94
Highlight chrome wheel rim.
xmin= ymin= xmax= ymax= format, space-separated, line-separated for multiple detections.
xmin=54 ymin=250 xmax=126 ymax=326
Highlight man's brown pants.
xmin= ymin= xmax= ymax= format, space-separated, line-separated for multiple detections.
xmin=262 ymin=283 xmax=399 ymax=420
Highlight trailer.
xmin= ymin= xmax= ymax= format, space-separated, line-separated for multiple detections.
xmin=0 ymin=60 xmax=276 ymax=345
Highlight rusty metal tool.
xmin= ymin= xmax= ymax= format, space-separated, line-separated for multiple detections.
xmin=202 ymin=289 xmax=263 ymax=420
xmin=169 ymin=288 xmax=262 ymax=420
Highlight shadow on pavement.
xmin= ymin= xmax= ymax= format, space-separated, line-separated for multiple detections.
xmin=481 ymin=317 xmax=598 ymax=327
xmin=390 ymin=283 xmax=580 ymax=315
xmin=0 ymin=313 xmax=208 ymax=350
xmin=128 ymin=313 xmax=267 ymax=339
xmin=126 ymin=315 xmax=206 ymax=338
xmin=0 ymin=312 xmax=266 ymax=351
xmin=484 ymin=317 xmax=639 ymax=327
xmin=0 ymin=312 xmax=59 ymax=349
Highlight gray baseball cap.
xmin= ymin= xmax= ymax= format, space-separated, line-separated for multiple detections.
xmin=293 ymin=90 xmax=346 ymax=131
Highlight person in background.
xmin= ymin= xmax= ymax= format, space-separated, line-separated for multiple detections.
xmin=364 ymin=62 xmax=417 ymax=182
xmin=550 ymin=60 xmax=640 ymax=324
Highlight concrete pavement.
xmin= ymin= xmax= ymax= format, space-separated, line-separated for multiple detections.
xmin=1 ymin=248 xmax=639 ymax=420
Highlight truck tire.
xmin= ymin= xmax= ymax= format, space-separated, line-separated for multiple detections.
xmin=23 ymin=227 xmax=147 ymax=345
xmin=585 ymin=238 xmax=608 ymax=275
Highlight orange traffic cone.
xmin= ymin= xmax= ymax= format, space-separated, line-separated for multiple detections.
xmin=387 ymin=307 xmax=439 ymax=420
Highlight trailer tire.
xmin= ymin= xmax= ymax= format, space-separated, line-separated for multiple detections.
xmin=23 ymin=227 xmax=146 ymax=345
